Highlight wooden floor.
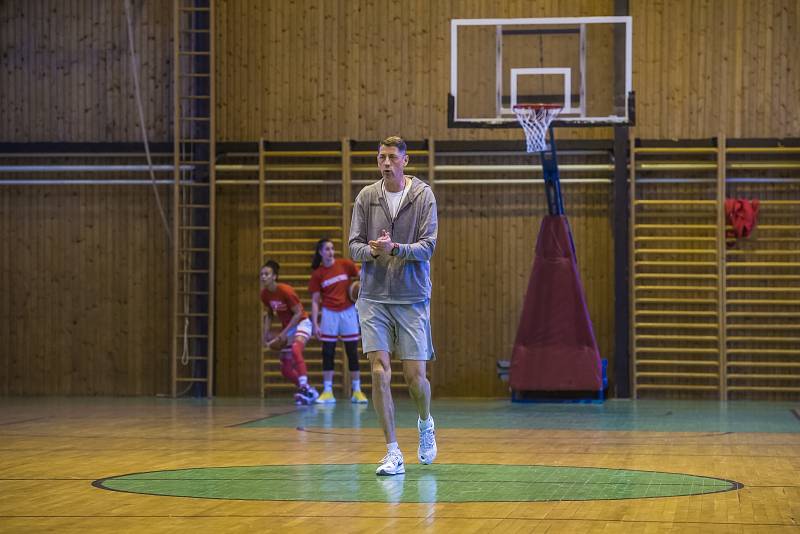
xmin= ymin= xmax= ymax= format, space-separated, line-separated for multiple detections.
xmin=1 ymin=396 xmax=799 ymax=533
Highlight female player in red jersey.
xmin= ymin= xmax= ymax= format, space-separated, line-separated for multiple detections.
xmin=309 ymin=238 xmax=367 ymax=404
xmin=260 ymin=260 xmax=319 ymax=405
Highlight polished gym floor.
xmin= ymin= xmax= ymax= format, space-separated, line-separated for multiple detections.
xmin=1 ymin=396 xmax=798 ymax=532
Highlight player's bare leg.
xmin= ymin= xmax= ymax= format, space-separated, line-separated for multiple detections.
xmin=402 ymin=360 xmax=430 ymax=421
xmin=369 ymin=350 xmax=405 ymax=475
xmin=368 ymin=350 xmax=396 ymax=444
xmin=404 ymin=359 xmax=436 ymax=464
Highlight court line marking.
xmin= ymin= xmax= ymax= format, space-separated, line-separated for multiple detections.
xmin=228 ymin=408 xmax=300 ymax=427
xmin=0 ymin=417 xmax=48 ymax=426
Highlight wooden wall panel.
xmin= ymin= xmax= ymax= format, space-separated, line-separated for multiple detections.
xmin=0 ymin=186 xmax=171 ymax=395
xmin=214 ymin=0 xmax=616 ymax=143
xmin=631 ymin=0 xmax=800 ymax=139
xmin=214 ymin=186 xmax=261 ymax=397
xmin=1 ymin=1 xmax=797 ymax=142
xmin=0 ymin=0 xmax=172 ymax=142
xmin=433 ymin=183 xmax=536 ymax=397
xmin=212 ymin=0 xmax=799 ymax=142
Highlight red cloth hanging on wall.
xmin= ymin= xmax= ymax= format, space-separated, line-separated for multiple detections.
xmin=725 ymin=198 xmax=760 ymax=244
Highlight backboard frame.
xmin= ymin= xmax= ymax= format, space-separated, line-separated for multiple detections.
xmin=449 ymin=16 xmax=633 ymax=128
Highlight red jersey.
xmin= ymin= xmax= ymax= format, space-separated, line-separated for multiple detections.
xmin=308 ymin=258 xmax=360 ymax=311
xmin=260 ymin=283 xmax=308 ymax=327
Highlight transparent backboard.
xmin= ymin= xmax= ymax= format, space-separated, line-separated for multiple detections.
xmin=449 ymin=17 xmax=633 ymax=127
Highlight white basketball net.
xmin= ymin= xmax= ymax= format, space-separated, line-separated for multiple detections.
xmin=513 ymin=105 xmax=562 ymax=153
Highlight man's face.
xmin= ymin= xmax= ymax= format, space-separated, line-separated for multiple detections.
xmin=377 ymin=145 xmax=408 ymax=181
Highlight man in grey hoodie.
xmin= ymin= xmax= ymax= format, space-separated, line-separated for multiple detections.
xmin=349 ymin=136 xmax=438 ymax=476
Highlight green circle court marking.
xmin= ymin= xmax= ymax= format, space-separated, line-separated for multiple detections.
xmin=94 ymin=464 xmax=742 ymax=502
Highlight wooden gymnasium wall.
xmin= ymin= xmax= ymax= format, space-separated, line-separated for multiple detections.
xmin=0 ymin=1 xmax=173 ymax=395
xmin=0 ymin=185 xmax=172 ymax=395
xmin=2 ymin=0 xmax=799 ymax=396
xmin=0 ymin=1 xmax=173 ymax=142
xmin=215 ymin=0 xmax=800 ymax=141
xmin=3 ymin=0 xmax=796 ymax=142
xmin=635 ymin=1 xmax=800 ymax=139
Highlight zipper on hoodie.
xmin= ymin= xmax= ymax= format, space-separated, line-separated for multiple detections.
xmin=377 ymin=191 xmax=393 ymax=298
xmin=379 ymin=178 xmax=413 ymax=299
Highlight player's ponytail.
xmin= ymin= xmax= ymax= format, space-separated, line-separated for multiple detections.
xmin=311 ymin=238 xmax=332 ymax=270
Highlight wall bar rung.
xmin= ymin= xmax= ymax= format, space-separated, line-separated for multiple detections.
xmin=634 ymin=297 xmax=717 ymax=303
xmin=636 ymin=322 xmax=719 ymax=329
xmin=636 ymin=347 xmax=720 ymax=354
xmin=635 ymin=334 xmax=719 ymax=341
xmin=727 ymin=348 xmax=800 ymax=355
xmin=635 ymin=384 xmax=719 ymax=391
xmin=727 ymin=362 xmax=800 ymax=368
xmin=636 ymin=372 xmax=719 ymax=379
xmin=727 ymin=386 xmax=800 ymax=392
xmin=636 ymin=285 xmax=718 ymax=291
xmin=636 ymin=360 xmax=720 ymax=367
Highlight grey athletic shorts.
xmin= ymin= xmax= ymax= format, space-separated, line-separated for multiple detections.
xmin=355 ymin=298 xmax=435 ymax=361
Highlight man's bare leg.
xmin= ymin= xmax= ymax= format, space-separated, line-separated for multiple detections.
xmin=404 ymin=359 xmax=436 ymax=464
xmin=368 ymin=350 xmax=396 ymax=444
xmin=402 ymin=360 xmax=430 ymax=421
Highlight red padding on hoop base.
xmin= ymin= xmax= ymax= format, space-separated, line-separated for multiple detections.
xmin=510 ymin=215 xmax=602 ymax=392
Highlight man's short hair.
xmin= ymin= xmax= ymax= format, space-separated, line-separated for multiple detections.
xmin=379 ymin=136 xmax=407 ymax=155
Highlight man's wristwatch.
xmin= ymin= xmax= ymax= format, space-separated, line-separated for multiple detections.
xmin=390 ymin=243 xmax=400 ymax=256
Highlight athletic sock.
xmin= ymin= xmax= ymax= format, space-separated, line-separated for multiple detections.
xmin=323 ymin=380 xmax=333 ymax=393
xmin=298 ymin=375 xmax=308 ymax=387
xmin=387 ymin=441 xmax=400 ymax=454
xmin=352 ymin=379 xmax=361 ymax=392
xmin=418 ymin=416 xmax=433 ymax=431
xmin=280 ymin=357 xmax=299 ymax=386
xmin=291 ymin=340 xmax=308 ymax=377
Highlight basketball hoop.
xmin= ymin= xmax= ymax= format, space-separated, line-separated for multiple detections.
xmin=512 ymin=104 xmax=562 ymax=153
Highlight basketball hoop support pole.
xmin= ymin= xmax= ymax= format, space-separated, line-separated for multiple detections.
xmin=539 ymin=126 xmax=577 ymax=257
xmin=540 ymin=125 xmax=565 ymax=216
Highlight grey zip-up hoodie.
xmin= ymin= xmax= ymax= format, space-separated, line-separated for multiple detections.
xmin=349 ymin=176 xmax=438 ymax=303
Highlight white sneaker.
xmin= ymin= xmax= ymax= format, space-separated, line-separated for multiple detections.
xmin=376 ymin=450 xmax=405 ymax=476
xmin=417 ymin=417 xmax=437 ymax=465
